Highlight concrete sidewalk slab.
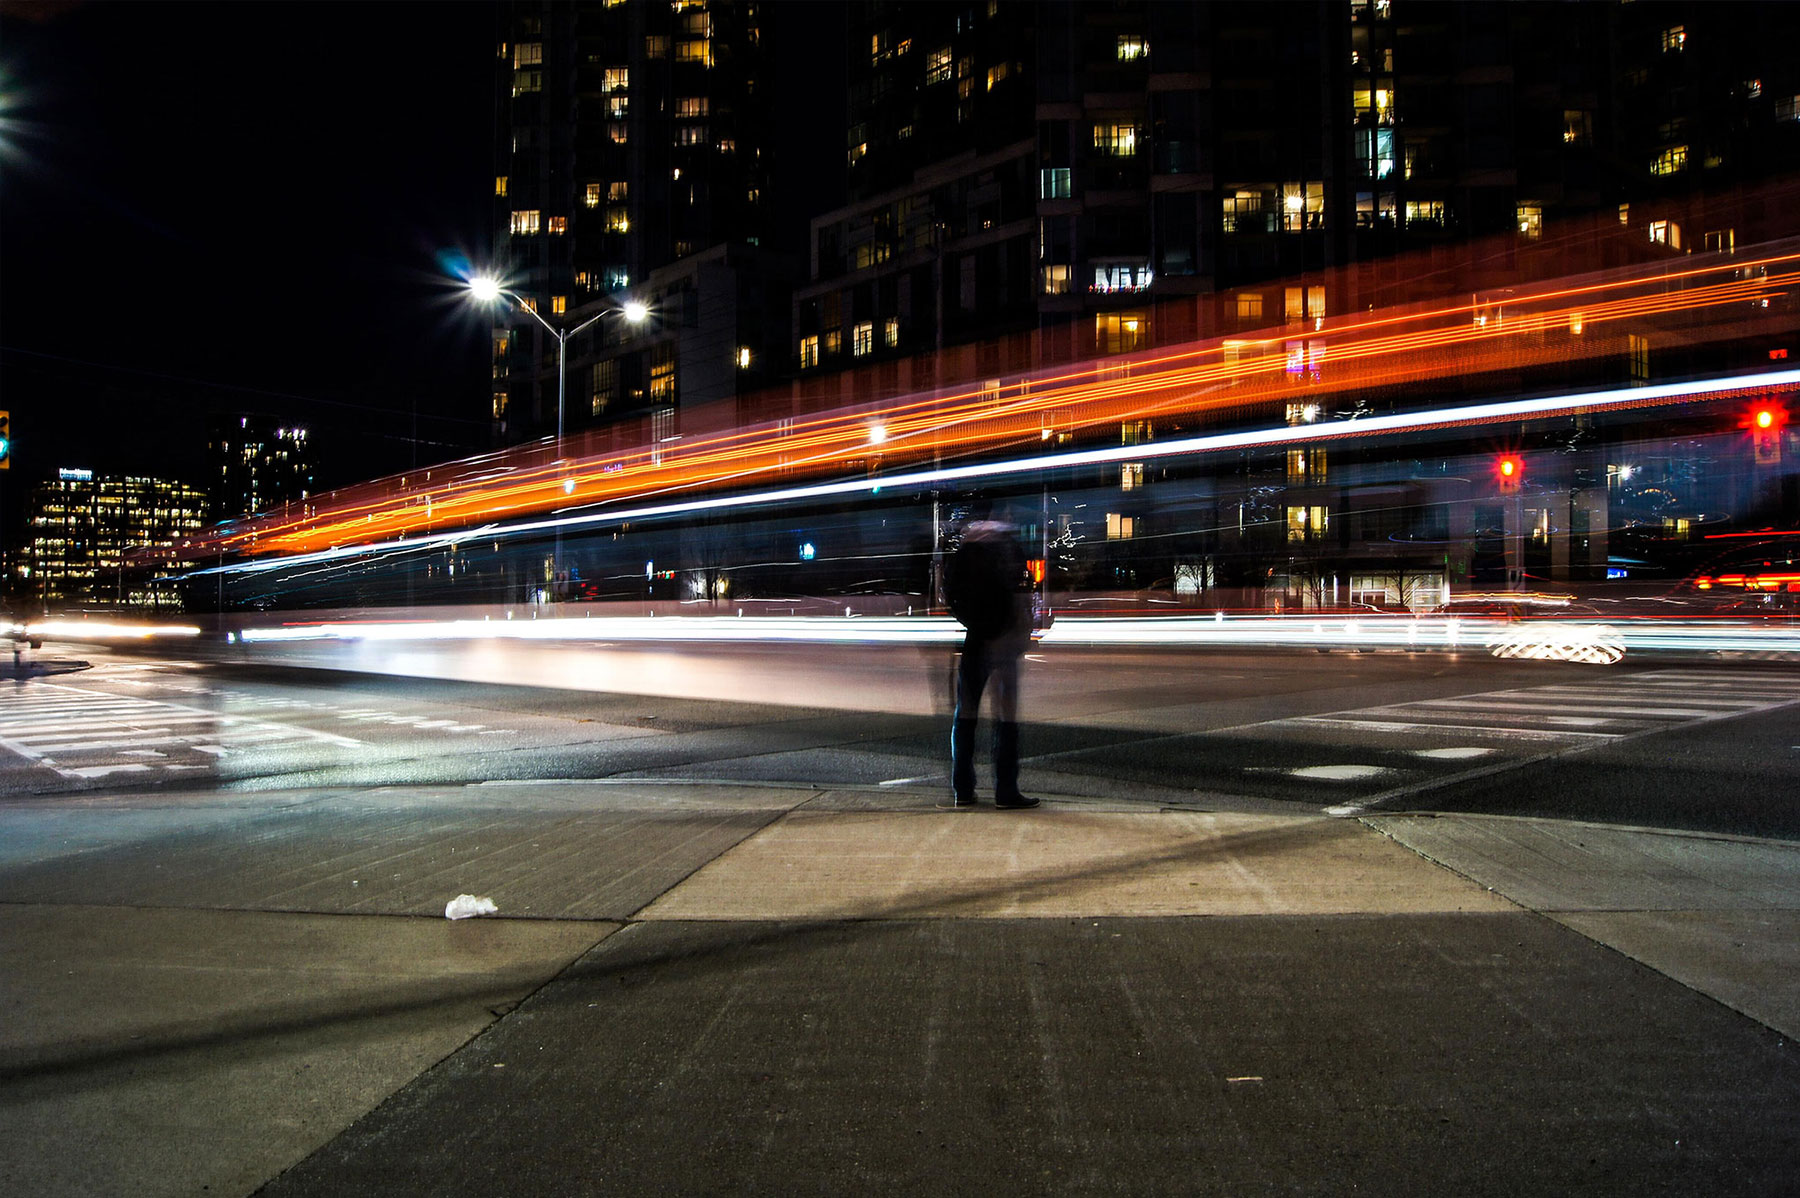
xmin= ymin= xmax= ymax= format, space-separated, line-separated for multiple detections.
xmin=257 ymin=914 xmax=1800 ymax=1197
xmin=0 ymin=904 xmax=612 ymax=1198
xmin=640 ymin=809 xmax=1518 ymax=920
xmin=0 ymin=784 xmax=809 ymax=920
xmin=1371 ymin=814 xmax=1800 ymax=1038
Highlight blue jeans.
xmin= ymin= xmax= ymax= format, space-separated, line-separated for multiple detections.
xmin=951 ymin=636 xmax=1021 ymax=801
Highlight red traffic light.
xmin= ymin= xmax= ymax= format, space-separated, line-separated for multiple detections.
xmin=1739 ymin=402 xmax=1789 ymax=430
xmin=1496 ymin=454 xmax=1523 ymax=488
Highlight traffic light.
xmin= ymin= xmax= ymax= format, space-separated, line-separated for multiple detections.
xmin=0 ymin=409 xmax=10 ymax=470
xmin=1496 ymin=454 xmax=1523 ymax=492
xmin=1742 ymin=402 xmax=1789 ymax=466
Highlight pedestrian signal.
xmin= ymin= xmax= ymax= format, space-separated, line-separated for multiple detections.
xmin=1496 ymin=454 xmax=1523 ymax=491
xmin=1742 ymin=403 xmax=1788 ymax=466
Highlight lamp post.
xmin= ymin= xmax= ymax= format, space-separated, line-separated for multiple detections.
xmin=469 ymin=277 xmax=648 ymax=597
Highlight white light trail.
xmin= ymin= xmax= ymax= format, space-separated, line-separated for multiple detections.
xmin=191 ymin=369 xmax=1800 ymax=580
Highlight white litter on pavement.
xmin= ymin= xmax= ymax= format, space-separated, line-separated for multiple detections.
xmin=445 ymin=894 xmax=499 ymax=920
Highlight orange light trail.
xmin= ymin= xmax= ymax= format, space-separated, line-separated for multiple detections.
xmin=168 ymin=248 xmax=1798 ymax=562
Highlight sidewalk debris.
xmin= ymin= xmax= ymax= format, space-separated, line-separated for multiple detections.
xmin=445 ymin=894 xmax=499 ymax=920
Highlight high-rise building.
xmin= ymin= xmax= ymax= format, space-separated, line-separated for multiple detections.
xmin=18 ymin=468 xmax=209 ymax=607
xmin=489 ymin=0 xmax=794 ymax=445
xmin=790 ymin=0 xmax=1800 ymax=385
xmin=207 ymin=414 xmax=317 ymax=521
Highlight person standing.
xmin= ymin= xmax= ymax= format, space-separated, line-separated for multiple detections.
xmin=942 ymin=507 xmax=1039 ymax=810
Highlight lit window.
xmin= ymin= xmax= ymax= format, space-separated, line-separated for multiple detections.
xmin=676 ymin=40 xmax=713 ymax=66
xmin=825 ymin=329 xmax=842 ymax=356
xmin=1405 ymin=199 xmax=1445 ymax=227
xmin=679 ymin=126 xmax=706 ymax=146
xmin=1092 ymin=263 xmax=1153 ymax=294
xmin=1097 ymin=313 xmax=1148 ymax=354
xmin=609 ymin=182 xmax=629 ymax=202
xmin=495 ymin=176 xmax=509 ymax=197
xmin=606 ymin=207 xmax=630 ymax=233
xmin=591 ymin=360 xmax=618 ymax=414
xmin=736 ymin=347 xmax=752 ymax=369
xmin=1120 ymin=463 xmax=1144 ymax=490
xmin=799 ymin=335 xmax=819 ymax=369
xmin=510 ymin=209 xmax=541 ymax=235
xmin=1235 ymin=293 xmax=1263 ymax=322
xmin=547 ymin=216 xmax=568 ymax=235
xmin=1286 ymin=506 xmax=1329 ymax=541
xmin=1284 ymin=286 xmax=1325 ymax=323
xmin=608 ymin=96 xmax=629 ymax=118
xmin=677 ymin=96 xmax=709 ymax=117
xmin=1043 ymin=265 xmax=1071 ymax=295
xmin=1619 ymin=203 xmax=1630 ymax=225
xmin=1093 ymin=123 xmax=1138 ymax=156
xmin=1744 ymin=78 xmax=1762 ymax=99
xmin=512 ymin=70 xmax=542 ymax=97
xmin=1563 ymin=109 xmax=1593 ymax=145
xmin=1040 ymin=167 xmax=1071 ymax=199
xmin=1648 ymin=219 xmax=1682 ymax=250
xmin=610 ymin=122 xmax=629 ymax=144
xmin=551 ymin=296 xmax=567 ymax=314
xmin=1629 ymin=333 xmax=1650 ymax=380
xmin=514 ymin=42 xmax=542 ymax=68
xmin=852 ymin=321 xmax=874 ymax=356
xmin=927 ymin=47 xmax=952 ymax=84
xmin=1105 ymin=513 xmax=1135 ymax=540
xmin=1704 ymin=228 xmax=1735 ymax=253
xmin=1351 ymin=85 xmax=1394 ymax=126
xmin=1778 ymin=96 xmax=1800 ymax=122
xmin=584 ymin=183 xmax=602 ymax=208
xmin=986 ymin=63 xmax=1009 ymax=90
xmin=1660 ymin=25 xmax=1685 ymax=53
xmin=1281 ymin=182 xmax=1324 ymax=231
xmin=645 ymin=35 xmax=668 ymax=57
xmin=1650 ymin=145 xmax=1688 ymax=175
xmin=492 ymin=391 xmax=509 ymax=419
xmin=717 ymin=138 xmax=736 ymax=153
xmin=603 ymin=68 xmax=629 ymax=92
xmin=1516 ymin=204 xmax=1542 ymax=240
xmin=884 ymin=318 xmax=899 ymax=348
xmin=1116 ymin=35 xmax=1148 ymax=61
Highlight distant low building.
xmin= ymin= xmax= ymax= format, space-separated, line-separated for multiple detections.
xmin=208 ymin=414 xmax=317 ymax=520
xmin=18 ymin=468 xmax=210 ymax=607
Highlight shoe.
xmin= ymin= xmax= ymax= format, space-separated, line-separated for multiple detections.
xmin=994 ymin=794 xmax=1040 ymax=810
xmin=938 ymin=793 xmax=979 ymax=809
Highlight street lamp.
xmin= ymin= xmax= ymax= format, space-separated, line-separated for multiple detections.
xmin=469 ymin=276 xmax=648 ymax=598
xmin=468 ymin=276 xmax=648 ymax=443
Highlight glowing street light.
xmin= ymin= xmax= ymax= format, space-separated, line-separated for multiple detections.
xmin=466 ymin=275 xmax=648 ymax=443
xmin=468 ymin=274 xmax=649 ymax=588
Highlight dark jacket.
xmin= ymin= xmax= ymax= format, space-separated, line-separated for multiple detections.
xmin=946 ymin=522 xmax=1030 ymax=648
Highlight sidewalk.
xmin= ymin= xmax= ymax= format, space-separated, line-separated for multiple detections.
xmin=1 ymin=782 xmax=1796 ymax=1196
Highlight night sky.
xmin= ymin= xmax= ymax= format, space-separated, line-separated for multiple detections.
xmin=0 ymin=0 xmax=501 ymax=500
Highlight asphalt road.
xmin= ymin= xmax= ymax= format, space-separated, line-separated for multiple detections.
xmin=5 ymin=641 xmax=1796 ymax=838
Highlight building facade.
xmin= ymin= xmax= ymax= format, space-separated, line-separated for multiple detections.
xmin=207 ymin=414 xmax=317 ymax=521
xmin=19 ymin=468 xmax=210 ymax=608
xmin=489 ymin=0 xmax=795 ymax=447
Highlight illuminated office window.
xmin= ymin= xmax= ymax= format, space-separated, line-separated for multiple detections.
xmin=1040 ymin=167 xmax=1071 ymax=199
xmin=1043 ymin=265 xmax=1071 ymax=295
xmin=1648 ymin=219 xmax=1682 ymax=249
xmin=606 ymin=207 xmax=630 ymax=233
xmin=1516 ymin=204 xmax=1542 ymax=240
xmin=986 ymin=62 xmax=1010 ymax=90
xmin=1093 ymin=123 xmax=1139 ymax=156
xmin=799 ymin=335 xmax=819 ymax=369
xmin=677 ymin=97 xmax=709 ymax=117
xmin=510 ymin=209 xmax=541 ymax=235
xmin=1105 ymin=513 xmax=1136 ymax=540
xmin=1120 ymin=463 xmax=1144 ymax=491
xmin=513 ymin=42 xmax=541 ymax=68
xmin=547 ymin=216 xmax=568 ymax=235
xmin=495 ymin=176 xmax=509 ymax=198
xmin=852 ymin=321 xmax=874 ymax=356
xmin=1286 ymin=505 xmax=1329 ymax=542
xmin=582 ymin=183 xmax=601 ymax=208
xmin=884 ymin=318 xmax=900 ymax=348
xmin=1116 ymin=35 xmax=1148 ymax=61
xmin=1660 ymin=25 xmax=1685 ymax=53
xmin=603 ymin=68 xmax=629 ymax=92
xmin=1097 ymin=312 xmax=1148 ymax=354
xmin=551 ymin=296 xmax=567 ymax=315
xmin=927 ymin=46 xmax=952 ymax=84
xmin=512 ymin=70 xmax=542 ymax=96
xmin=1650 ymin=145 xmax=1688 ymax=175
xmin=1236 ymin=293 xmax=1264 ymax=322
xmin=1563 ymin=109 xmax=1593 ymax=145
